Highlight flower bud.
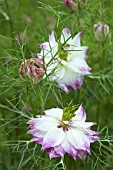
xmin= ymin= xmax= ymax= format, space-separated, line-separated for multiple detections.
xmin=20 ymin=58 xmax=45 ymax=83
xmin=64 ymin=0 xmax=88 ymax=11
xmin=64 ymin=0 xmax=78 ymax=11
xmin=94 ymin=22 xmax=110 ymax=41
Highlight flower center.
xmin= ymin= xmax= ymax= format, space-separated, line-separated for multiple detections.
xmin=58 ymin=42 xmax=70 ymax=61
xmin=57 ymin=105 xmax=78 ymax=131
xmin=62 ymin=105 xmax=78 ymax=121
xmin=57 ymin=121 xmax=69 ymax=131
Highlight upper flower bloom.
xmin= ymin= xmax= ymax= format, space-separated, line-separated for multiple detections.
xmin=20 ymin=58 xmax=45 ymax=83
xmin=38 ymin=28 xmax=91 ymax=93
xmin=94 ymin=22 xmax=110 ymax=42
xmin=27 ymin=105 xmax=99 ymax=160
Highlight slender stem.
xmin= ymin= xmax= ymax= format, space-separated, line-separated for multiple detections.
xmin=5 ymin=0 xmax=15 ymax=50
xmin=39 ymin=86 xmax=45 ymax=115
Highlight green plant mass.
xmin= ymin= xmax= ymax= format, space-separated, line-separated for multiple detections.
xmin=0 ymin=0 xmax=113 ymax=170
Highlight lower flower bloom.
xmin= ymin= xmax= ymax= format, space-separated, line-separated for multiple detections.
xmin=27 ymin=105 xmax=99 ymax=160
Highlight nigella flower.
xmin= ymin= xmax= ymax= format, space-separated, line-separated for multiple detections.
xmin=27 ymin=105 xmax=99 ymax=160
xmin=20 ymin=58 xmax=45 ymax=83
xmin=38 ymin=28 xmax=91 ymax=93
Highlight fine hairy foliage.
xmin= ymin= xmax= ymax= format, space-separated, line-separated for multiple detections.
xmin=0 ymin=0 xmax=113 ymax=170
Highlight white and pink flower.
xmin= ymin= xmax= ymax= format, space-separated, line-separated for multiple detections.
xmin=38 ymin=28 xmax=91 ymax=93
xmin=27 ymin=105 xmax=99 ymax=160
xmin=20 ymin=58 xmax=45 ymax=83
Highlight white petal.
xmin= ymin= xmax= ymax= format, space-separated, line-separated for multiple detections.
xmin=60 ymin=28 xmax=72 ymax=44
xmin=56 ymin=66 xmax=77 ymax=84
xmin=72 ymin=105 xmax=86 ymax=121
xmin=72 ymin=121 xmax=96 ymax=129
xmin=49 ymin=66 xmax=65 ymax=81
xmin=39 ymin=41 xmax=58 ymax=63
xmin=34 ymin=116 xmax=58 ymax=131
xmin=44 ymin=108 xmax=63 ymax=120
xmin=61 ymin=136 xmax=77 ymax=158
xmin=49 ymin=31 xmax=57 ymax=47
xmin=46 ymin=61 xmax=58 ymax=75
xmin=42 ymin=127 xmax=65 ymax=149
xmin=67 ymin=128 xmax=90 ymax=150
xmin=39 ymin=42 xmax=51 ymax=57
xmin=71 ymin=32 xmax=82 ymax=47
xmin=67 ymin=57 xmax=91 ymax=75
xmin=67 ymin=46 xmax=88 ymax=61
xmin=56 ymin=66 xmax=83 ymax=90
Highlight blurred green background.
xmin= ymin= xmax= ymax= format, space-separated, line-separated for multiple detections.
xmin=0 ymin=0 xmax=113 ymax=169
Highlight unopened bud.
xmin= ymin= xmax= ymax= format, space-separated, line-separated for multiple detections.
xmin=94 ymin=22 xmax=110 ymax=42
xmin=20 ymin=58 xmax=45 ymax=83
xmin=64 ymin=0 xmax=78 ymax=11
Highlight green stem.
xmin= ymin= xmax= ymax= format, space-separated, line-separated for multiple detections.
xmin=39 ymin=86 xmax=45 ymax=115
xmin=5 ymin=0 xmax=15 ymax=50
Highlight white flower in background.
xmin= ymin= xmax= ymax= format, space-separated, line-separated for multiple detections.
xmin=38 ymin=28 xmax=91 ymax=93
xmin=94 ymin=22 xmax=110 ymax=42
xmin=27 ymin=105 xmax=99 ymax=159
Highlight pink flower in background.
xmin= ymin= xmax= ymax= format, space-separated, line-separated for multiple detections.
xmin=64 ymin=0 xmax=78 ymax=11
xmin=38 ymin=28 xmax=91 ymax=93
xmin=20 ymin=58 xmax=45 ymax=83
xmin=94 ymin=22 xmax=110 ymax=41
xmin=64 ymin=0 xmax=88 ymax=11
xmin=27 ymin=105 xmax=99 ymax=159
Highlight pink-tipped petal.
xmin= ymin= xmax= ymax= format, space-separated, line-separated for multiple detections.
xmin=73 ymin=105 xmax=86 ymax=121
xmin=42 ymin=127 xmax=65 ymax=149
xmin=60 ymin=28 xmax=72 ymax=44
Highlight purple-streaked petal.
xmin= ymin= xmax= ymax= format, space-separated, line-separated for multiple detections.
xmin=67 ymin=128 xmax=90 ymax=150
xmin=46 ymin=148 xmax=60 ymax=159
xmin=49 ymin=31 xmax=57 ymax=47
xmin=67 ymin=58 xmax=91 ymax=75
xmin=59 ymin=84 xmax=71 ymax=93
xmin=68 ymin=78 xmax=83 ymax=90
xmin=88 ymin=136 xmax=99 ymax=143
xmin=39 ymin=42 xmax=52 ymax=58
xmin=31 ymin=137 xmax=43 ymax=144
xmin=60 ymin=28 xmax=72 ymax=44
xmin=55 ymin=66 xmax=84 ymax=92
xmin=72 ymin=105 xmax=86 ymax=121
xmin=54 ymin=145 xmax=65 ymax=157
xmin=28 ymin=117 xmax=58 ymax=132
xmin=61 ymin=137 xmax=78 ymax=159
xmin=42 ymin=127 xmax=65 ymax=149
